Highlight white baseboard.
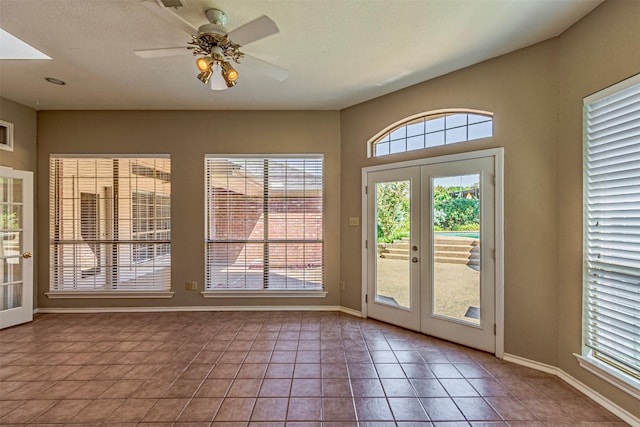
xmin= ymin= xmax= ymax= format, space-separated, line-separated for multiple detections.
xmin=36 ymin=305 xmax=362 ymax=317
xmin=504 ymin=353 xmax=640 ymax=426
xmin=339 ymin=306 xmax=362 ymax=317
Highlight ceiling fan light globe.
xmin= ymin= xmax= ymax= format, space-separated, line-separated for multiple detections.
xmin=226 ymin=69 xmax=238 ymax=82
xmin=210 ymin=65 xmax=228 ymax=90
xmin=196 ymin=57 xmax=212 ymax=72
xmin=221 ymin=61 xmax=239 ymax=82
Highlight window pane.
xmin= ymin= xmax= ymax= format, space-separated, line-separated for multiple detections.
xmin=407 ymin=135 xmax=425 ymax=152
xmin=389 ymin=126 xmax=406 ymax=141
xmin=406 ymin=120 xmax=424 ymax=137
xmin=375 ymin=142 xmax=390 ymax=156
xmin=267 ymin=243 xmax=322 ymax=289
xmin=468 ymin=121 xmax=493 ymax=140
xmin=446 ymin=114 xmax=467 ymax=129
xmin=432 ymin=175 xmax=481 ymax=325
xmin=425 ymin=116 xmax=445 ymax=133
xmin=390 ymin=139 xmax=406 ymax=154
xmin=426 ymin=131 xmax=445 ymax=147
xmin=468 ymin=114 xmax=491 ymax=124
xmin=446 ymin=127 xmax=467 ymax=144
xmin=375 ymin=180 xmax=411 ymax=310
xmin=208 ymin=242 xmax=264 ymax=289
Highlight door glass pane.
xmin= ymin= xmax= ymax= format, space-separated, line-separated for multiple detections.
xmin=0 ymin=177 xmax=24 ymax=312
xmin=0 ymin=283 xmax=22 ymax=310
xmin=0 ymin=177 xmax=22 ymax=203
xmin=432 ymin=174 xmax=480 ymax=325
xmin=375 ymin=180 xmax=411 ymax=309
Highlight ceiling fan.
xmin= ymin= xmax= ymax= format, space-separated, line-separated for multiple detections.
xmin=135 ymin=0 xmax=288 ymax=90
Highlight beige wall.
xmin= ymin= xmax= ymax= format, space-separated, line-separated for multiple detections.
xmin=0 ymin=97 xmax=37 ymax=171
xmin=557 ymin=0 xmax=640 ymax=415
xmin=340 ymin=40 xmax=561 ymax=365
xmin=36 ymin=110 xmax=341 ymax=309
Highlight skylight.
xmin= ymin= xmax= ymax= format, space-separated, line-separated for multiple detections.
xmin=0 ymin=28 xmax=50 ymax=59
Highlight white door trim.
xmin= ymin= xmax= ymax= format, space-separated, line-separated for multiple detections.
xmin=361 ymin=147 xmax=504 ymax=358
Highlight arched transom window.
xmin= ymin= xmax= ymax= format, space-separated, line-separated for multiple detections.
xmin=370 ymin=110 xmax=493 ymax=157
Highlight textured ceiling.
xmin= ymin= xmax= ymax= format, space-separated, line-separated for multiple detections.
xmin=0 ymin=0 xmax=603 ymax=110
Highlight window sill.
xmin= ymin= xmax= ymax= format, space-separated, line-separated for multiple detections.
xmin=45 ymin=291 xmax=174 ymax=299
xmin=201 ymin=290 xmax=328 ymax=298
xmin=574 ymin=353 xmax=640 ymax=400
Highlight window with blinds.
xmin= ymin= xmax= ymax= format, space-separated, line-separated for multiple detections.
xmin=205 ymin=156 xmax=323 ymax=290
xmin=49 ymin=156 xmax=171 ymax=292
xmin=583 ymin=74 xmax=640 ymax=387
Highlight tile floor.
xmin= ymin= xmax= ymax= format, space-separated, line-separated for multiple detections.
xmin=0 ymin=311 xmax=629 ymax=426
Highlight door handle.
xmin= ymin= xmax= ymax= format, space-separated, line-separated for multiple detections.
xmin=412 ymin=257 xmax=418 ymax=263
xmin=22 ymin=252 xmax=32 ymax=259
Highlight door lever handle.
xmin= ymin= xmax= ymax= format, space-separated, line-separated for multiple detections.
xmin=22 ymin=252 xmax=33 ymax=259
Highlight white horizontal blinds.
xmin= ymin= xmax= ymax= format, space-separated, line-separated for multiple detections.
xmin=206 ymin=156 xmax=323 ymax=290
xmin=49 ymin=156 xmax=171 ymax=292
xmin=584 ymin=76 xmax=640 ymax=380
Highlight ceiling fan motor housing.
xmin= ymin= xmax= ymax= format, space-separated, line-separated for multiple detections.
xmin=190 ymin=9 xmax=242 ymax=64
xmin=205 ymin=9 xmax=227 ymax=26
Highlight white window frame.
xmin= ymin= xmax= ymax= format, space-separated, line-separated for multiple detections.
xmin=577 ymin=73 xmax=640 ymax=398
xmin=46 ymin=154 xmax=173 ymax=299
xmin=0 ymin=119 xmax=14 ymax=152
xmin=203 ymin=154 xmax=327 ymax=298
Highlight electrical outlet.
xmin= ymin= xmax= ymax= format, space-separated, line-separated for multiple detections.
xmin=185 ymin=281 xmax=198 ymax=291
xmin=340 ymin=281 xmax=345 ymax=290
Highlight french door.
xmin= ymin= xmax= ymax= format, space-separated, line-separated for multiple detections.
xmin=0 ymin=167 xmax=34 ymax=329
xmin=365 ymin=152 xmax=500 ymax=353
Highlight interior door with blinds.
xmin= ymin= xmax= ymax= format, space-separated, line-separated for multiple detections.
xmin=0 ymin=167 xmax=33 ymax=329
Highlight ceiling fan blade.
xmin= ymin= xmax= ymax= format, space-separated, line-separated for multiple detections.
xmin=134 ymin=47 xmax=191 ymax=58
xmin=141 ymin=0 xmax=198 ymax=35
xmin=227 ymin=15 xmax=279 ymax=46
xmin=239 ymin=53 xmax=288 ymax=81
